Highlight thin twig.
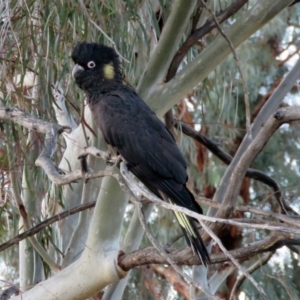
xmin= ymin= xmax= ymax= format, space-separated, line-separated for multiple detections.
xmin=229 ymin=252 xmax=273 ymax=300
xmin=120 ymin=163 xmax=300 ymax=236
xmin=200 ymin=0 xmax=251 ymax=133
xmin=195 ymin=197 xmax=300 ymax=228
xmin=176 ymin=121 xmax=294 ymax=214
xmin=133 ymin=199 xmax=219 ymax=299
xmin=0 ymin=201 xmax=96 ymax=252
xmin=167 ymin=193 xmax=300 ymax=246
xmin=200 ymin=221 xmax=268 ymax=300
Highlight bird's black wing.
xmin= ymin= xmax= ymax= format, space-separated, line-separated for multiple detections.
xmin=90 ymin=89 xmax=210 ymax=265
xmin=91 ymin=89 xmax=187 ymax=183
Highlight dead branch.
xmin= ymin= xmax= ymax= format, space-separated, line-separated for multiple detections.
xmin=0 ymin=201 xmax=96 ymax=253
xmin=0 ymin=107 xmax=118 ymax=185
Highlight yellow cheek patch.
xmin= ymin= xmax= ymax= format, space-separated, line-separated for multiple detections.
xmin=104 ymin=63 xmax=115 ymax=79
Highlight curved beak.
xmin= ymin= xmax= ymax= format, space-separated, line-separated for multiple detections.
xmin=72 ymin=64 xmax=84 ymax=79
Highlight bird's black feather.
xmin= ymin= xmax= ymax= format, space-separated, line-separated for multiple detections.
xmin=71 ymin=42 xmax=211 ymax=265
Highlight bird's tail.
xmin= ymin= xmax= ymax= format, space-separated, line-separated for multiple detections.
xmin=169 ymin=199 xmax=211 ymax=266
xmin=134 ymin=175 xmax=211 ymax=265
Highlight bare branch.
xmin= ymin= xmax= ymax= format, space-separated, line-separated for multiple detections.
xmin=36 ymin=134 xmax=117 ymax=184
xmin=200 ymin=0 xmax=251 ymax=132
xmin=0 ymin=201 xmax=96 ymax=253
xmin=177 ymin=121 xmax=295 ymax=214
xmin=196 ymin=197 xmax=300 ymax=228
xmin=211 ymin=106 xmax=300 ymax=231
xmin=120 ymin=232 xmax=299 ymax=269
xmin=230 ymin=252 xmax=273 ymax=300
xmin=166 ymin=0 xmax=248 ymax=81
xmin=200 ymin=221 xmax=268 ymax=300
xmin=132 ymin=199 xmax=218 ymax=299
xmin=120 ymin=162 xmax=300 ymax=236
xmin=0 ymin=107 xmax=68 ymax=134
xmin=0 ymin=108 xmax=104 ymax=186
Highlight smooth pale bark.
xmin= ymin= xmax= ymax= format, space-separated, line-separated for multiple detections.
xmin=11 ymin=168 xmax=128 ymax=300
xmin=211 ymin=58 xmax=300 ymax=215
xmin=10 ymin=249 xmax=126 ymax=300
xmin=102 ymin=204 xmax=154 ymax=300
xmin=137 ymin=0 xmax=198 ymax=98
xmin=147 ymin=0 xmax=294 ymax=116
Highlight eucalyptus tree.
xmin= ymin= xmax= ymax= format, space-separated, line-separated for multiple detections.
xmin=0 ymin=0 xmax=300 ymax=299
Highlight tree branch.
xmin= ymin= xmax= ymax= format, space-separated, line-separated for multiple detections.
xmin=199 ymin=220 xmax=268 ymax=300
xmin=120 ymin=232 xmax=300 ymax=269
xmin=0 ymin=109 xmax=118 ymax=186
xmin=134 ymin=200 xmax=218 ymax=299
xmin=119 ymin=162 xmax=300 ymax=236
xmin=211 ymin=57 xmax=300 ymax=219
xmin=211 ymin=106 xmax=300 ymax=229
xmin=196 ymin=197 xmax=300 ymax=228
xmin=166 ymin=0 xmax=248 ymax=81
xmin=148 ymin=0 xmax=294 ymax=115
xmin=176 ymin=121 xmax=296 ymax=214
xmin=0 ymin=201 xmax=96 ymax=253
xmin=137 ymin=0 xmax=197 ymax=99
xmin=230 ymin=252 xmax=273 ymax=300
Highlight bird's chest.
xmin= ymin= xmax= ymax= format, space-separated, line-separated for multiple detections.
xmin=89 ymin=97 xmax=139 ymax=131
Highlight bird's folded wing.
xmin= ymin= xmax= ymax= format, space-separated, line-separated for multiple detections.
xmin=93 ymin=92 xmax=188 ymax=185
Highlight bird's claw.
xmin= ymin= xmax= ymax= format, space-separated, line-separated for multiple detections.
xmin=106 ymin=154 xmax=122 ymax=166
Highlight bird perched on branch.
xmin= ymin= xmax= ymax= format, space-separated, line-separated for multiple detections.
xmin=71 ymin=42 xmax=210 ymax=266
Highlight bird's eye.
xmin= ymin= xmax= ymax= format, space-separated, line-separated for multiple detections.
xmin=87 ymin=61 xmax=96 ymax=68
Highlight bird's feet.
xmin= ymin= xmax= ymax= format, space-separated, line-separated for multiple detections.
xmin=106 ymin=153 xmax=122 ymax=167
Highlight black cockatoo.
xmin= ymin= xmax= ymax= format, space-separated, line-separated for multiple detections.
xmin=71 ymin=42 xmax=210 ymax=265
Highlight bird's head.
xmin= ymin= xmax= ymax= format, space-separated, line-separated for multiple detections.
xmin=71 ymin=42 xmax=122 ymax=92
